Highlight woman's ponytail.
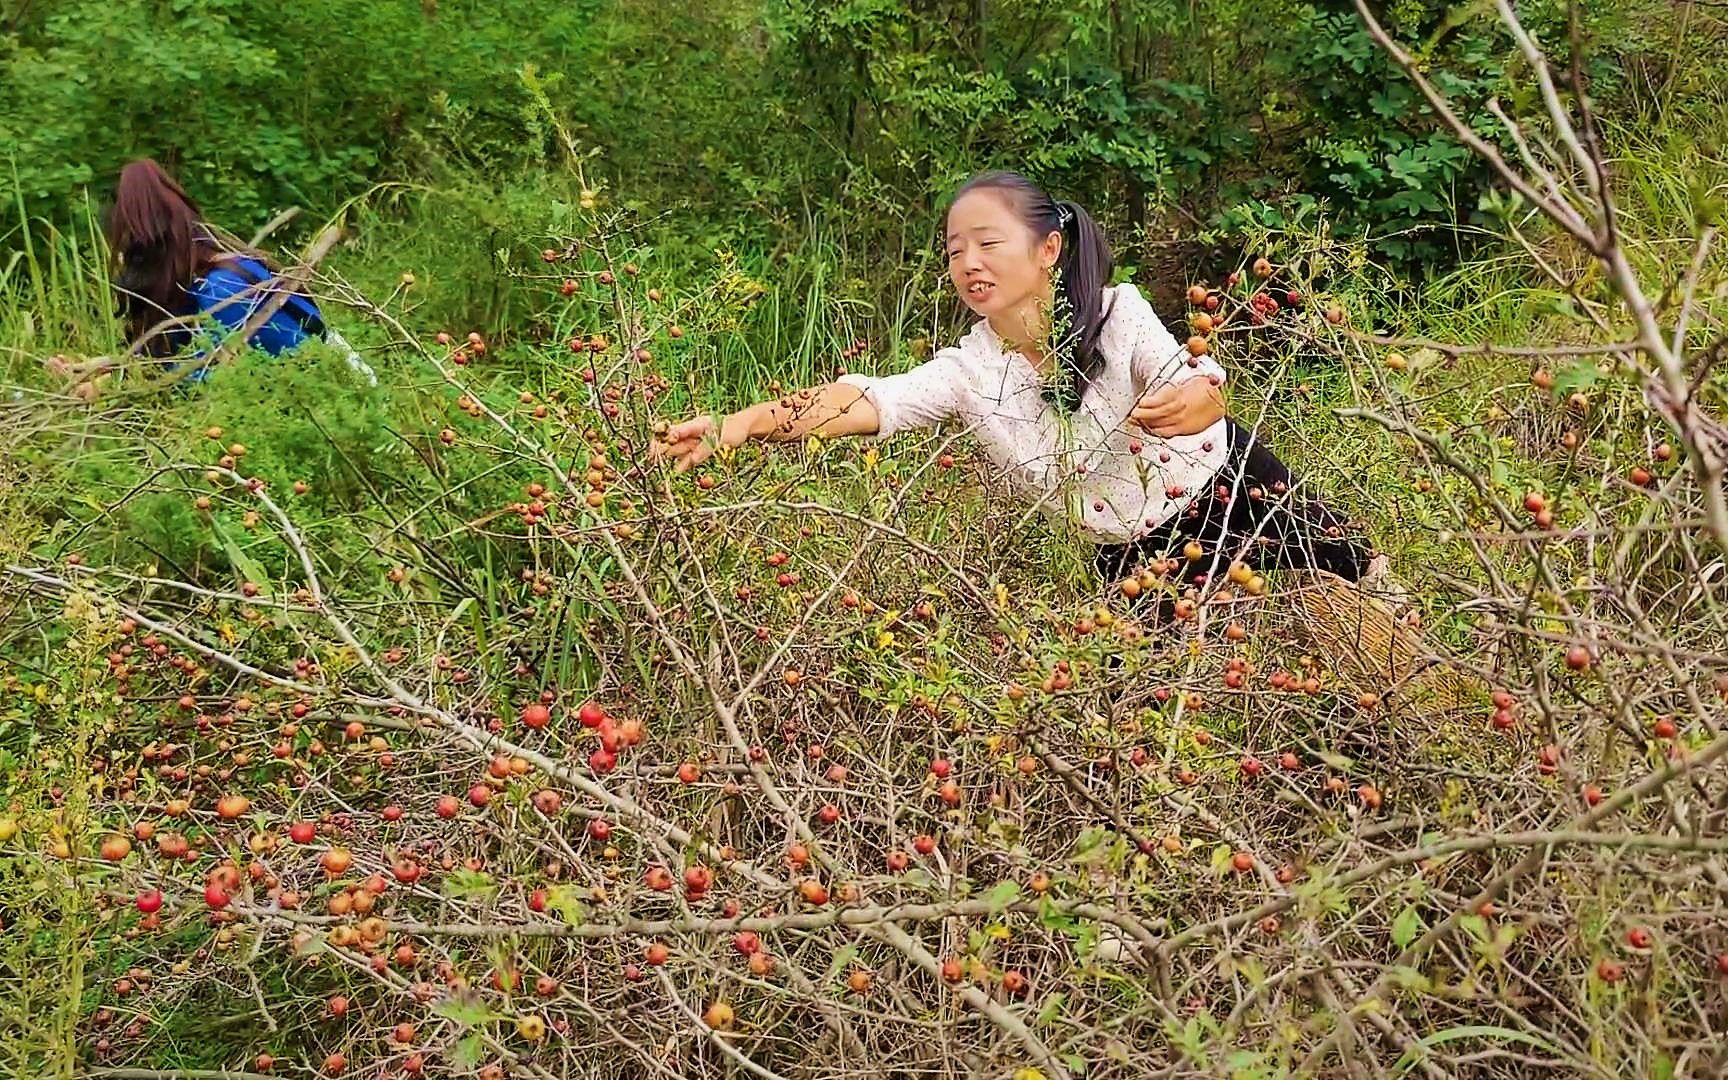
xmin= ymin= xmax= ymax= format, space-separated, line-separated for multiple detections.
xmin=1047 ymin=197 xmax=1113 ymax=410
xmin=944 ymin=172 xmax=1115 ymax=411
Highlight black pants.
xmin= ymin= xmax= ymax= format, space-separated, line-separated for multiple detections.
xmin=1094 ymin=419 xmax=1372 ymax=587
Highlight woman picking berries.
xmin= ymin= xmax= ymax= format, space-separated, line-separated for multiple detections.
xmin=654 ymin=169 xmax=1386 ymax=595
xmin=45 ymin=158 xmax=374 ymax=400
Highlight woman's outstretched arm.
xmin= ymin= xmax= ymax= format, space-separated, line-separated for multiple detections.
xmin=653 ymin=382 xmax=882 ymax=473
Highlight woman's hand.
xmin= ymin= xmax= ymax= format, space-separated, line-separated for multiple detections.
xmin=44 ymin=354 xmax=105 ymax=380
xmin=652 ymin=408 xmax=755 ymax=473
xmin=653 ymin=384 xmax=881 ymax=472
xmin=43 ymin=354 xmax=109 ymax=403
xmin=1130 ymin=378 xmax=1224 ymax=437
xmin=652 ymin=413 xmax=721 ymax=473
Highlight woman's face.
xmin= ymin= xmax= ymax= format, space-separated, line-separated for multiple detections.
xmin=945 ymin=190 xmax=1061 ymax=321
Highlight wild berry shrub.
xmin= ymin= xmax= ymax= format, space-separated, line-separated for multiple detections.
xmin=4 ymin=140 xmax=1727 ymax=1076
xmin=14 ymin=337 xmax=545 ymax=584
xmin=4 ymin=11 xmax=1728 ymax=1072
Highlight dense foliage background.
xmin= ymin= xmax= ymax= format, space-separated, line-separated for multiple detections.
xmin=3 ymin=1 xmax=1728 ymax=1077
xmin=1 ymin=0 xmax=1695 ymax=277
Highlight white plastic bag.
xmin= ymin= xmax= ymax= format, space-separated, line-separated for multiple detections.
xmin=323 ymin=328 xmax=378 ymax=386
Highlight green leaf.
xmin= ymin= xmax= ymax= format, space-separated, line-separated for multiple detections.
xmin=1393 ymin=1025 xmax=1565 ymax=1076
xmin=1391 ymin=905 xmax=1425 ymax=949
xmin=1231 ymin=957 xmax=1266 ymax=988
xmin=1073 ymin=920 xmax=1098 ymax=958
xmin=983 ymin=880 xmax=1021 ymax=913
xmin=1317 ymin=751 xmax=1355 ymax=771
xmin=1208 ymin=843 xmax=1233 ymax=875
xmin=434 ymin=996 xmax=503 ymax=1028
xmin=450 ymin=1032 xmax=485 ymax=1071
xmin=1039 ymin=899 xmax=1078 ymax=932
xmin=546 ymin=886 xmax=586 ymax=926
xmin=1492 ymin=922 xmax=1522 ymax=951
xmin=442 ymin=867 xmax=497 ymax=899
xmin=1224 ymin=1049 xmax=1264 ymax=1070
xmin=825 ymin=943 xmax=858 ymax=982
xmin=1036 ymin=992 xmax=1066 ymax=1025
xmin=1071 ymin=825 xmax=1110 ymax=862
xmin=1550 ymin=361 xmax=1601 ymax=397
xmin=211 ymin=517 xmax=270 ymax=591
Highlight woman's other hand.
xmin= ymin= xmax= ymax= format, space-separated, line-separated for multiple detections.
xmin=43 ymin=354 xmax=109 ymax=402
xmin=1130 ymin=379 xmax=1224 ymax=437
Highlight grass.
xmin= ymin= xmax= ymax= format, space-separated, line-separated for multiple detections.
xmin=1 ymin=195 xmax=120 ymax=361
xmin=1 ymin=71 xmax=1727 ymax=1075
xmin=0 ymin=128 xmax=1712 ymax=620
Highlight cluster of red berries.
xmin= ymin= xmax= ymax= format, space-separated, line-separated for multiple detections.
xmin=507 ymin=481 xmax=552 ymax=527
xmin=433 ymin=330 xmax=486 ymax=365
xmin=1245 ymin=291 xmax=1283 ymax=324
xmin=1489 ymin=688 xmax=1518 ymax=730
xmin=515 ymin=699 xmax=640 ymax=775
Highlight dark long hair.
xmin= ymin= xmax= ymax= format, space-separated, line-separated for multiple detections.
xmin=107 ymin=159 xmax=225 ymax=348
xmin=944 ymin=170 xmax=1114 ymax=410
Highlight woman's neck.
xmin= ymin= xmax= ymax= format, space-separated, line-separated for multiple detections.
xmin=989 ymin=291 xmax=1055 ymax=374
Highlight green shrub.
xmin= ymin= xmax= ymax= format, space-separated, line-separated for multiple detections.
xmin=0 ymin=0 xmax=604 ymax=230
xmin=33 ymin=341 xmax=398 ymax=576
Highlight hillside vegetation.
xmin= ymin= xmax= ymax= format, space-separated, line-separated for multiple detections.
xmin=2 ymin=1 xmax=1727 ymax=1077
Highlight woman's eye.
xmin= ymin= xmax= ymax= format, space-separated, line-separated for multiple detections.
xmin=947 ymin=241 xmax=997 ymax=258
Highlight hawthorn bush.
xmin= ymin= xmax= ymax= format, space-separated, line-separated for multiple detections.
xmin=4 ymin=11 xmax=1728 ymax=1080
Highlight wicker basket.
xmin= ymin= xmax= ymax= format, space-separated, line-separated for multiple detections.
xmin=1281 ymin=571 xmax=1485 ymax=715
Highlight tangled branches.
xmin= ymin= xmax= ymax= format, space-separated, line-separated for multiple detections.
xmin=3 ymin=2 xmax=1728 ymax=1077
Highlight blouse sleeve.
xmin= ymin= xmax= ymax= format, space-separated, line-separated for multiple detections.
xmin=1121 ymin=283 xmax=1227 ymax=392
xmin=170 ymin=270 xmax=255 ymax=371
xmin=835 ymin=347 xmax=971 ymax=439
